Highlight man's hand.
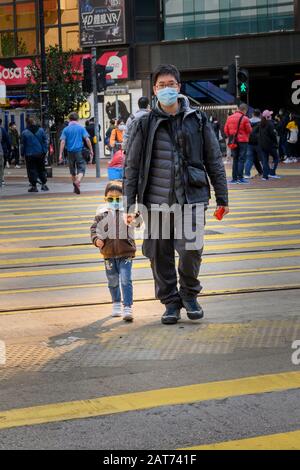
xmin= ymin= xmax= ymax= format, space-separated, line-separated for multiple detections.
xmin=215 ymin=206 xmax=230 ymax=219
xmin=95 ymin=239 xmax=104 ymax=249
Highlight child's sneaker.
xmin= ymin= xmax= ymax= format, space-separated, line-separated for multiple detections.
xmin=123 ymin=306 xmax=133 ymax=322
xmin=112 ymin=302 xmax=122 ymax=317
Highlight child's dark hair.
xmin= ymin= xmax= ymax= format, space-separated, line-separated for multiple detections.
xmin=105 ymin=181 xmax=123 ymax=196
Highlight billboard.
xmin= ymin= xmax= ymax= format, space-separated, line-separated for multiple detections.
xmin=79 ymin=0 xmax=126 ymax=47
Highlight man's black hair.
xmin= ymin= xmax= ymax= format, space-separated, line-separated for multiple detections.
xmin=152 ymin=64 xmax=181 ymax=86
xmin=253 ymin=109 xmax=261 ymax=117
xmin=138 ymin=96 xmax=149 ymax=109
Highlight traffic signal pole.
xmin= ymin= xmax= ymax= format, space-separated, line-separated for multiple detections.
xmin=235 ymin=55 xmax=240 ymax=103
xmin=91 ymin=46 xmax=101 ymax=178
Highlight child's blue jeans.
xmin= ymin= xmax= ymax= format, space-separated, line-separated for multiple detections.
xmin=104 ymin=257 xmax=133 ymax=307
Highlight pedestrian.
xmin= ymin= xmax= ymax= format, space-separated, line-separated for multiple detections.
xmin=224 ymin=103 xmax=252 ymax=184
xmin=123 ymin=97 xmax=150 ymax=152
xmin=59 ymin=112 xmax=94 ymax=194
xmin=0 ymin=118 xmax=11 ymax=170
xmin=258 ymin=110 xmax=280 ymax=180
xmin=8 ymin=122 xmax=21 ymax=168
xmin=244 ymin=109 xmax=263 ymax=179
xmin=275 ymin=109 xmax=289 ymax=162
xmin=104 ymin=119 xmax=116 ymax=156
xmin=285 ymin=113 xmax=299 ymax=163
xmin=110 ymin=119 xmax=125 ymax=155
xmin=124 ymin=63 xmax=229 ymax=325
xmin=90 ymin=181 xmax=137 ymax=322
xmin=21 ymin=117 xmax=49 ymax=193
xmin=0 ymin=122 xmax=11 ymax=188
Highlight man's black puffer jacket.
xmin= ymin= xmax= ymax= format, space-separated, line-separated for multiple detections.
xmin=124 ymin=95 xmax=228 ymax=211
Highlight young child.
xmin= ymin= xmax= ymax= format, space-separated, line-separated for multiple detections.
xmin=90 ymin=182 xmax=136 ymax=321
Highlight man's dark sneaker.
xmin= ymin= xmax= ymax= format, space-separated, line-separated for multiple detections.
xmin=161 ymin=306 xmax=181 ymax=325
xmin=28 ymin=186 xmax=38 ymax=192
xmin=41 ymin=184 xmax=49 ymax=191
xmin=182 ymin=299 xmax=204 ymax=321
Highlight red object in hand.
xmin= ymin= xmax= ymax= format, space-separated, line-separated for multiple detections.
xmin=214 ymin=207 xmax=226 ymax=221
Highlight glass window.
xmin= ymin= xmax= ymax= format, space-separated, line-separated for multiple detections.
xmin=44 ymin=0 xmax=59 ymax=27
xmin=45 ymin=26 xmax=59 ymax=48
xmin=16 ymin=2 xmax=36 ymax=29
xmin=61 ymin=25 xmax=79 ymax=51
xmin=17 ymin=30 xmax=37 ymax=55
xmin=0 ymin=4 xmax=14 ymax=30
xmin=61 ymin=7 xmax=78 ymax=24
xmin=0 ymin=31 xmax=15 ymax=57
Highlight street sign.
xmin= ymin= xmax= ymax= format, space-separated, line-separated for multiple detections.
xmin=105 ymin=86 xmax=129 ymax=95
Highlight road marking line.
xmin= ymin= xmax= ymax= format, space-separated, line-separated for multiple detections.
xmin=0 ymin=371 xmax=299 ymax=430
xmin=1 ymin=251 xmax=300 ymax=279
xmin=2 ymin=228 xmax=300 ymax=243
xmin=1 ymin=267 xmax=300 ymax=296
xmin=182 ymin=430 xmax=300 ymax=450
xmin=2 ymin=239 xmax=300 ymax=266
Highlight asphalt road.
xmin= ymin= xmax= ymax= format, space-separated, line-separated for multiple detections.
xmin=0 ymin=174 xmax=300 ymax=450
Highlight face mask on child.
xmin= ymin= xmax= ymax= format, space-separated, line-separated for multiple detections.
xmin=107 ymin=198 xmax=123 ymax=211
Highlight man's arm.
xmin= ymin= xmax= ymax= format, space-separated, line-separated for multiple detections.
xmin=202 ymin=113 xmax=229 ymax=209
xmin=85 ymin=137 xmax=94 ymax=160
xmin=123 ymin=118 xmax=145 ymax=213
xmin=59 ymin=139 xmax=65 ymax=162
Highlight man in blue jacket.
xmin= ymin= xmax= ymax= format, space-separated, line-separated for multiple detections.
xmin=21 ymin=117 xmax=48 ymax=192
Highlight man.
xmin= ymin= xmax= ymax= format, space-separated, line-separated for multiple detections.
xmin=123 ymin=96 xmax=150 ymax=152
xmin=124 ymin=64 xmax=229 ymax=325
xmin=59 ymin=112 xmax=93 ymax=194
xmin=8 ymin=122 xmax=21 ymax=168
xmin=21 ymin=117 xmax=48 ymax=193
xmin=244 ymin=109 xmax=263 ymax=179
xmin=224 ymin=103 xmax=252 ymax=184
xmin=0 ymin=123 xmax=10 ymax=188
xmin=0 ymin=119 xmax=11 ymax=170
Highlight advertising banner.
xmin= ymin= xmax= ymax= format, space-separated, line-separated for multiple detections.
xmin=79 ymin=0 xmax=126 ymax=47
xmin=0 ymin=51 xmax=128 ymax=87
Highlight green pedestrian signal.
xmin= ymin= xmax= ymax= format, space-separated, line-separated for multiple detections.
xmin=240 ymin=82 xmax=247 ymax=93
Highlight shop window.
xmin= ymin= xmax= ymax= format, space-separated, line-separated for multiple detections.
xmin=0 ymin=31 xmax=15 ymax=57
xmin=16 ymin=2 xmax=36 ymax=29
xmin=45 ymin=26 xmax=59 ymax=48
xmin=61 ymin=25 xmax=79 ymax=51
xmin=61 ymin=8 xmax=78 ymax=24
xmin=16 ymin=30 xmax=37 ymax=55
xmin=44 ymin=0 xmax=59 ymax=27
xmin=0 ymin=4 xmax=14 ymax=30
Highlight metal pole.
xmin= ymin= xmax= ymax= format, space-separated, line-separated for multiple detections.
xmin=235 ymin=55 xmax=240 ymax=103
xmin=38 ymin=0 xmax=49 ymax=132
xmin=91 ymin=46 xmax=101 ymax=178
xmin=116 ymin=94 xmax=119 ymax=121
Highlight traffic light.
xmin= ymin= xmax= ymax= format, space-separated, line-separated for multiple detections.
xmin=222 ymin=63 xmax=236 ymax=97
xmin=82 ymin=58 xmax=92 ymax=93
xmin=95 ymin=64 xmax=115 ymax=92
xmin=237 ymin=68 xmax=249 ymax=98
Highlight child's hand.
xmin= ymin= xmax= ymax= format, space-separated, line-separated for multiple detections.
xmin=96 ymin=239 xmax=104 ymax=249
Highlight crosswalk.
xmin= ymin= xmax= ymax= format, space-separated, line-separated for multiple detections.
xmin=1 ymin=187 xmax=300 ymax=312
xmin=1 ymin=186 xmax=300 ymax=449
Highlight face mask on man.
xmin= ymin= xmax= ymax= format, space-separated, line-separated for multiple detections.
xmin=157 ymin=87 xmax=179 ymax=107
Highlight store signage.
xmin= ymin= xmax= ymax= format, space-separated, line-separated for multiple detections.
xmin=291 ymin=80 xmax=300 ymax=105
xmin=0 ymin=51 xmax=128 ymax=87
xmin=79 ymin=0 xmax=126 ymax=47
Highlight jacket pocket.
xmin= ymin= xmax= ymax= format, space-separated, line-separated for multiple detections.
xmin=186 ymin=165 xmax=208 ymax=188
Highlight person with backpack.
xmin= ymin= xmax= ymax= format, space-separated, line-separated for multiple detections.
xmin=123 ymin=97 xmax=150 ymax=153
xmin=285 ymin=114 xmax=299 ymax=163
xmin=258 ymin=110 xmax=280 ymax=180
xmin=244 ymin=109 xmax=263 ymax=179
xmin=124 ymin=63 xmax=229 ymax=326
xmin=21 ymin=117 xmax=49 ymax=192
xmin=224 ymin=103 xmax=252 ymax=184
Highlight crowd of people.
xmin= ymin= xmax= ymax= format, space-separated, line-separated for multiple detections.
xmin=220 ymin=105 xmax=299 ymax=184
